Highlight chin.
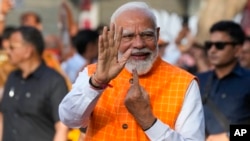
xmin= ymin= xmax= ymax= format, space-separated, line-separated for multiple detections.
xmin=125 ymin=59 xmax=154 ymax=75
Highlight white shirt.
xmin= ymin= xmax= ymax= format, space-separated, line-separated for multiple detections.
xmin=61 ymin=53 xmax=87 ymax=83
xmin=59 ymin=68 xmax=205 ymax=141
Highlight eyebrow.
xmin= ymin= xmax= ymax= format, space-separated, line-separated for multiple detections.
xmin=122 ymin=28 xmax=155 ymax=35
xmin=143 ymin=28 xmax=155 ymax=32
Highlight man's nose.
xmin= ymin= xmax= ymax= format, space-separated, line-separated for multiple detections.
xmin=132 ymin=35 xmax=145 ymax=49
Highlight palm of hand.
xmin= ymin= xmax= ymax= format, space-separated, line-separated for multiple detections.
xmin=95 ymin=23 xmax=132 ymax=83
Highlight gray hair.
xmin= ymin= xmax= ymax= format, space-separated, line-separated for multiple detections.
xmin=110 ymin=1 xmax=157 ymax=27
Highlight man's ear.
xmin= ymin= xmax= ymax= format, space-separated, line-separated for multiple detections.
xmin=156 ymin=27 xmax=160 ymax=41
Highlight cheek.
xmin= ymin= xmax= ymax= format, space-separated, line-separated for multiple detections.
xmin=10 ymin=50 xmax=26 ymax=60
xmin=148 ymin=42 xmax=158 ymax=50
xmin=10 ymin=52 xmax=20 ymax=59
xmin=145 ymin=38 xmax=158 ymax=51
xmin=224 ymin=50 xmax=237 ymax=60
xmin=219 ymin=50 xmax=230 ymax=58
xmin=2 ymin=41 xmax=9 ymax=48
xmin=8 ymin=53 xmax=19 ymax=63
xmin=118 ymin=43 xmax=130 ymax=53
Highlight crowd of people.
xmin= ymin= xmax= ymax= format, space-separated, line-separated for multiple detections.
xmin=0 ymin=0 xmax=250 ymax=141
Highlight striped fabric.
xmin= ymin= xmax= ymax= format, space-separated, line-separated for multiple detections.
xmin=85 ymin=57 xmax=195 ymax=141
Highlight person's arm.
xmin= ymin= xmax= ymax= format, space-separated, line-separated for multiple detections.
xmin=59 ymin=68 xmax=104 ymax=128
xmin=59 ymin=23 xmax=132 ymax=128
xmin=144 ymin=80 xmax=205 ymax=141
xmin=49 ymin=72 xmax=71 ymax=140
xmin=53 ymin=121 xmax=69 ymax=141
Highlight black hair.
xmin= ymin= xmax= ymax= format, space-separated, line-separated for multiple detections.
xmin=72 ymin=29 xmax=99 ymax=55
xmin=210 ymin=21 xmax=245 ymax=44
xmin=2 ymin=26 xmax=16 ymax=40
xmin=15 ymin=26 xmax=44 ymax=55
xmin=0 ymin=26 xmax=16 ymax=49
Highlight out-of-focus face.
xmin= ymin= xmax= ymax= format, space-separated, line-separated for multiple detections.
xmin=239 ymin=41 xmax=250 ymax=69
xmin=115 ymin=9 xmax=160 ymax=75
xmin=1 ymin=0 xmax=14 ymax=15
xmin=4 ymin=31 xmax=31 ymax=66
xmin=21 ymin=14 xmax=42 ymax=31
xmin=44 ymin=35 xmax=62 ymax=59
xmin=2 ymin=38 xmax=10 ymax=49
xmin=22 ymin=15 xmax=36 ymax=26
xmin=85 ymin=40 xmax=98 ymax=61
xmin=206 ymin=31 xmax=241 ymax=68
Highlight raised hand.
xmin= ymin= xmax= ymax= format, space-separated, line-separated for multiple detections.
xmin=124 ymin=69 xmax=156 ymax=130
xmin=93 ymin=23 xmax=132 ymax=85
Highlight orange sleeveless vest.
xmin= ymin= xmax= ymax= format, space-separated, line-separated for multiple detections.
xmin=85 ymin=57 xmax=195 ymax=141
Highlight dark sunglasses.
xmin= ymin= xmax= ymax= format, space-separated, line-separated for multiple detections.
xmin=204 ymin=41 xmax=238 ymax=50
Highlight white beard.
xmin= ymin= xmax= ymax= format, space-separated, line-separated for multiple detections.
xmin=118 ymin=47 xmax=158 ymax=75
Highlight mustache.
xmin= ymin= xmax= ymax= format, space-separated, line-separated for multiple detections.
xmin=131 ymin=48 xmax=152 ymax=54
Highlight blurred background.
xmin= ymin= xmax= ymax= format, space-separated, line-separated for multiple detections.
xmin=5 ymin=0 xmax=250 ymax=46
xmin=6 ymin=0 xmax=200 ymax=35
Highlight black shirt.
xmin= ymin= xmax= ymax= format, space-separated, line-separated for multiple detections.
xmin=0 ymin=62 xmax=68 ymax=141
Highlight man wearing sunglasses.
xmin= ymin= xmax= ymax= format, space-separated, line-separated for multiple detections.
xmin=197 ymin=21 xmax=250 ymax=141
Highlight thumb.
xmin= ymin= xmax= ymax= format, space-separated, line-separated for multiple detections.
xmin=118 ymin=48 xmax=132 ymax=67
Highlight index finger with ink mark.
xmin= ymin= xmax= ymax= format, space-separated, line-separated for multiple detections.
xmin=132 ymin=69 xmax=139 ymax=86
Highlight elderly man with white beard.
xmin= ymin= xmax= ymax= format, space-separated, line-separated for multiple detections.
xmin=59 ymin=1 xmax=204 ymax=141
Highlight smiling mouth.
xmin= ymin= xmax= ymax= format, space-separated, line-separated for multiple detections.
xmin=131 ymin=52 xmax=150 ymax=60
